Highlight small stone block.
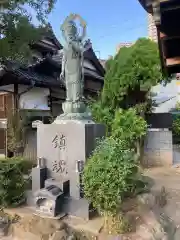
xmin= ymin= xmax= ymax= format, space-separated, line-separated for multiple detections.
xmin=45 ymin=178 xmax=69 ymax=195
xmin=32 ymin=167 xmax=47 ymax=193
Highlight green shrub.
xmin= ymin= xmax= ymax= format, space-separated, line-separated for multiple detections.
xmin=0 ymin=157 xmax=35 ymax=174
xmin=112 ymin=108 xmax=147 ymax=147
xmin=0 ymin=157 xmax=32 ymax=207
xmin=83 ymin=137 xmax=144 ymax=216
xmin=173 ymin=116 xmax=180 ymax=137
xmin=89 ymin=99 xmax=113 ymax=135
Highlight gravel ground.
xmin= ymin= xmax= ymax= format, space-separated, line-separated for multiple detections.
xmin=144 ymin=166 xmax=180 ymax=239
xmin=0 ymin=237 xmax=13 ymax=239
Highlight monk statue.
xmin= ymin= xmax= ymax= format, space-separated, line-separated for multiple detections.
xmin=60 ymin=13 xmax=91 ymax=102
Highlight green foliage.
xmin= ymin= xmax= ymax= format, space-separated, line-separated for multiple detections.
xmin=172 ymin=102 xmax=180 ymax=140
xmin=102 ymin=38 xmax=163 ymax=110
xmin=111 ymin=108 xmax=147 ymax=147
xmin=175 ymin=101 xmax=180 ymax=111
xmin=0 ymin=0 xmax=56 ymax=62
xmin=83 ymin=137 xmax=145 ymax=215
xmin=103 ymin=213 xmax=132 ymax=234
xmin=89 ymin=99 xmax=113 ymax=134
xmin=90 ymin=102 xmax=147 ymax=147
xmin=0 ymin=157 xmax=31 ymax=207
xmin=172 ymin=116 xmax=180 ymax=137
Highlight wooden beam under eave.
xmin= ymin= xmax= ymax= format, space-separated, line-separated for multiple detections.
xmin=161 ymin=5 xmax=180 ymax=12
xmin=160 ymin=31 xmax=166 ymax=38
xmin=157 ymin=27 xmax=167 ymax=75
xmin=166 ymin=57 xmax=180 ymax=66
xmin=160 ymin=0 xmax=171 ymax=2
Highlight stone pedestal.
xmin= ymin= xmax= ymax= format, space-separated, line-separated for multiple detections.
xmin=54 ymin=101 xmax=92 ymax=122
xmin=35 ymin=120 xmax=105 ymax=219
xmin=143 ymin=129 xmax=173 ymax=167
xmin=32 ymin=167 xmax=47 ymax=192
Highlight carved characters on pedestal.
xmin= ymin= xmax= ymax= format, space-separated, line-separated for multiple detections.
xmin=51 ymin=133 xmax=68 ymax=176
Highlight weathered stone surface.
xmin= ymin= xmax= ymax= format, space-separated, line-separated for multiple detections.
xmin=49 ymin=229 xmax=67 ymax=240
xmin=11 ymin=215 xmax=67 ymax=240
xmin=137 ymin=193 xmax=156 ymax=210
xmin=143 ymin=130 xmax=173 ymax=167
xmin=0 ymin=215 xmax=11 ymax=237
xmin=35 ymin=121 xmax=105 ymax=219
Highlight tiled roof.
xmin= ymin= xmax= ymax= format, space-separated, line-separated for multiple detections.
xmin=15 ymin=68 xmax=63 ymax=87
xmin=84 ymin=68 xmax=104 ymax=80
xmin=0 ymin=62 xmax=63 ymax=88
xmin=0 ymin=46 xmax=104 ymax=88
xmin=51 ymin=50 xmax=104 ymax=80
xmin=51 ymin=51 xmax=63 ymax=64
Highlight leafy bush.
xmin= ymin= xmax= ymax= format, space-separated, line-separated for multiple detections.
xmin=173 ymin=116 xmax=180 ymax=137
xmin=83 ymin=137 xmax=144 ymax=215
xmin=89 ymin=99 xmax=113 ymax=134
xmin=175 ymin=101 xmax=180 ymax=111
xmin=0 ymin=157 xmax=33 ymax=207
xmin=102 ymin=38 xmax=163 ymax=110
xmin=112 ymin=108 xmax=147 ymax=149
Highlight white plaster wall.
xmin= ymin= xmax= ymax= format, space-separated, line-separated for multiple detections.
xmin=0 ymin=84 xmax=14 ymax=92
xmin=151 ymin=80 xmax=178 ymax=96
xmin=0 ymin=84 xmax=50 ymax=110
xmin=153 ymin=96 xmax=178 ymax=113
xmin=151 ymin=79 xmax=180 ymax=113
xmin=19 ymin=86 xmax=50 ymax=110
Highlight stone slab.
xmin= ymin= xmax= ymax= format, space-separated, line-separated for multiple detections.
xmin=143 ymin=130 xmax=173 ymax=167
xmin=37 ymin=121 xmax=105 ymax=200
xmin=37 ymin=121 xmax=105 ymax=182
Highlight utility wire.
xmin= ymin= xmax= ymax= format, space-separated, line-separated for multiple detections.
xmin=97 ymin=24 xmax=147 ymax=40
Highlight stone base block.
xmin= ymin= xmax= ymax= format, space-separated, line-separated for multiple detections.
xmin=62 ymin=197 xmax=90 ymax=220
xmin=32 ymin=167 xmax=47 ymax=193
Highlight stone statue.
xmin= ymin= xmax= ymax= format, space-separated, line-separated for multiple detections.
xmin=55 ymin=14 xmax=92 ymax=121
xmin=60 ymin=14 xmax=91 ymax=102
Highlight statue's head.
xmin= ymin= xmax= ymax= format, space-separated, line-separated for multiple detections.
xmin=65 ymin=20 xmax=78 ymax=40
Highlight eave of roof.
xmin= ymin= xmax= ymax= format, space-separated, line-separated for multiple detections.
xmin=138 ymin=0 xmax=152 ymax=13
xmin=0 ymin=61 xmax=104 ymax=89
xmin=42 ymin=23 xmax=62 ymax=50
xmin=84 ymin=48 xmax=105 ymax=76
xmin=0 ymin=64 xmax=63 ymax=88
xmin=28 ymin=53 xmax=105 ymax=81
xmin=50 ymin=48 xmax=105 ymax=76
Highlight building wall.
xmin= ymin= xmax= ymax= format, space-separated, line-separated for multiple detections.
xmin=0 ymin=85 xmax=50 ymax=111
xmin=0 ymin=93 xmax=13 ymax=155
xmin=116 ymin=42 xmax=133 ymax=54
xmin=19 ymin=86 xmax=50 ymax=110
xmin=148 ymin=13 xmax=158 ymax=42
xmin=151 ymin=79 xmax=180 ymax=113
xmin=23 ymin=129 xmax=37 ymax=162
xmin=153 ymin=97 xmax=178 ymax=113
xmin=0 ymin=93 xmax=13 ymax=118
xmin=0 ymin=86 xmax=51 ymax=157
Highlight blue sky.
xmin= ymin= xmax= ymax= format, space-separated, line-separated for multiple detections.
xmin=48 ymin=0 xmax=147 ymax=59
